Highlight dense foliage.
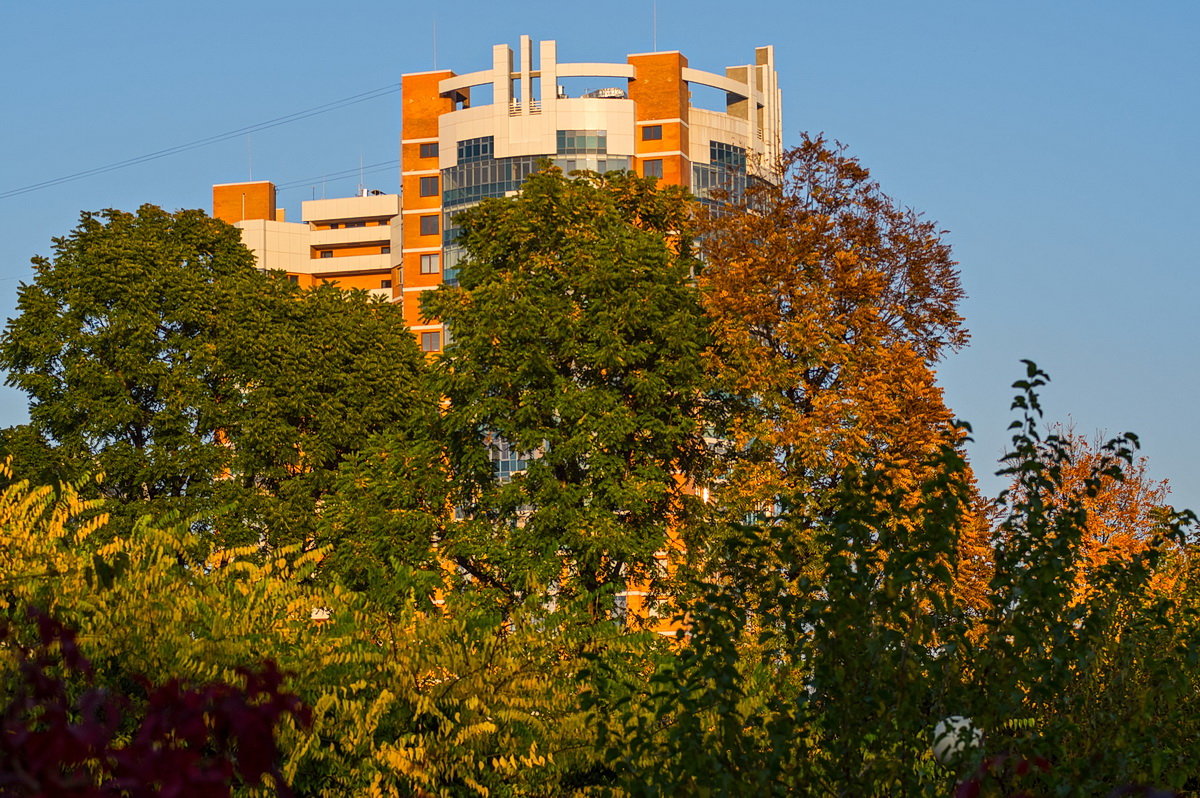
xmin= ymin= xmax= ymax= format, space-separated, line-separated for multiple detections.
xmin=699 ymin=135 xmax=966 ymax=510
xmin=0 ymin=204 xmax=426 ymax=551
xmin=2 ymin=148 xmax=1197 ymax=795
xmin=421 ymin=169 xmax=711 ymax=609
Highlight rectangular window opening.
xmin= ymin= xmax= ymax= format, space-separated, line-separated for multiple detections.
xmin=419 ymin=176 xmax=439 ymax=196
xmin=556 ymin=129 xmax=608 ymax=156
xmin=456 ymin=136 xmax=494 ymax=164
xmin=643 ymin=159 xmax=664 ymax=179
xmin=419 ymin=215 xmax=439 ymax=236
xmin=420 ymin=253 xmax=440 ymax=274
xmin=642 ymin=124 xmax=663 ymax=141
xmin=419 ymin=142 xmax=439 ymax=159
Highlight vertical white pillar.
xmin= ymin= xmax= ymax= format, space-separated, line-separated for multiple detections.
xmin=539 ymin=39 xmax=558 ymax=116
xmin=519 ymin=34 xmax=533 ymax=113
xmin=493 ymin=43 xmax=513 ymax=108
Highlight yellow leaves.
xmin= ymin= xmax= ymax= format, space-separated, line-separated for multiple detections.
xmin=0 ymin=465 xmax=606 ymax=796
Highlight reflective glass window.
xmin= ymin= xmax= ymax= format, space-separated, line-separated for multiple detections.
xmin=710 ymin=141 xmax=747 ymax=168
xmin=456 ymin=136 xmax=494 ymax=163
xmin=556 ymin=130 xmax=608 ymax=155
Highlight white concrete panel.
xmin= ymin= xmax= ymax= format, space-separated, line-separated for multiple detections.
xmin=306 ymin=253 xmax=390 ymax=273
xmin=556 ymin=63 xmax=636 ymax=79
xmin=682 ymin=67 xmax=749 ymax=98
xmin=235 ymin=219 xmax=308 ymax=273
xmin=302 ymin=194 xmax=399 ymax=223
xmin=309 ymin=226 xmax=391 ymax=247
xmin=439 ymin=70 xmax=493 ymax=93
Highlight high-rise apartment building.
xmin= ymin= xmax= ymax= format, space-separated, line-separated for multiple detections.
xmin=213 ymin=36 xmax=781 ymax=346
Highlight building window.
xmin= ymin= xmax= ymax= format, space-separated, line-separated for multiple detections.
xmin=642 ymin=124 xmax=662 ymax=141
xmin=381 ymin=279 xmax=392 ymax=288
xmin=421 ymin=331 xmax=441 ymax=352
xmin=710 ymin=141 xmax=747 ymax=168
xmin=329 ymin=223 xmax=340 ymax=229
xmin=319 ymin=250 xmax=333 ymax=258
xmin=457 ymin=136 xmax=494 ymax=163
xmin=419 ymin=215 xmax=439 ymax=236
xmin=643 ymin=159 xmax=664 ymax=179
xmin=381 ymin=246 xmax=391 ymax=254
xmin=420 ymin=253 xmax=440 ymax=274
xmin=346 ymin=221 xmax=365 ymax=228
xmin=419 ymin=142 xmax=439 ymax=159
xmin=557 ymin=130 xmax=607 ymax=155
xmin=419 ymin=176 xmax=439 ymax=197
xmin=287 ymin=274 xmax=299 ymax=284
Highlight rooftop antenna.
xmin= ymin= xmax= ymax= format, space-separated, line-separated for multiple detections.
xmin=358 ymin=152 xmax=365 ymax=196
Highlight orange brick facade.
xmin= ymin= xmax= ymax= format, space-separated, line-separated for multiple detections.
xmin=213 ymin=181 xmax=276 ymax=224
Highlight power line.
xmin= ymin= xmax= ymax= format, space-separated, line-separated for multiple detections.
xmin=0 ymin=84 xmax=401 ymax=201
xmin=275 ymin=160 xmax=400 ymax=192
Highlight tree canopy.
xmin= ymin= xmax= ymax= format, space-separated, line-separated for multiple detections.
xmin=0 ymin=204 xmax=427 ymax=550
xmin=699 ymin=136 xmax=967 ymax=510
xmin=421 ymin=167 xmax=713 ymax=607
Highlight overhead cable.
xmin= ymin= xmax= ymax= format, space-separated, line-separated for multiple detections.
xmin=0 ymin=84 xmax=400 ymax=200
xmin=275 ymin=159 xmax=401 ymax=192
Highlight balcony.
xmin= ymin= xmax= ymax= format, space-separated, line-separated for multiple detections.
xmin=309 ymin=225 xmax=391 ymax=248
xmin=306 ymin=253 xmax=391 ymax=274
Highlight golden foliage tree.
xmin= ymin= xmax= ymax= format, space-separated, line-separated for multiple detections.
xmin=698 ymin=136 xmax=968 ymax=509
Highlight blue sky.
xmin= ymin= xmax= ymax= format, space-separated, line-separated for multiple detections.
xmin=1 ymin=1 xmax=1197 ymax=508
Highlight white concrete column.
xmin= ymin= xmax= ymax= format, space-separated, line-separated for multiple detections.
xmin=519 ymin=34 xmax=533 ymax=113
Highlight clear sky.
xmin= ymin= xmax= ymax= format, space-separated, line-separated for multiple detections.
xmin=1 ymin=1 xmax=1197 ymax=509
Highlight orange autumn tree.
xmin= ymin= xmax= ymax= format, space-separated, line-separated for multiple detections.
xmin=698 ymin=135 xmax=969 ymax=513
xmin=998 ymin=423 xmax=1176 ymax=596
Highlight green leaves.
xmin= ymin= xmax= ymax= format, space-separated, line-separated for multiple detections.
xmin=0 ymin=205 xmax=428 ymax=554
xmin=421 ymin=167 xmax=712 ymax=606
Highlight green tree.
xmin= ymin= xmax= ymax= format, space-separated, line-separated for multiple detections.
xmin=421 ymin=167 xmax=713 ymax=609
xmin=216 ymin=280 xmax=429 ymax=549
xmin=0 ymin=204 xmax=427 ymax=550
